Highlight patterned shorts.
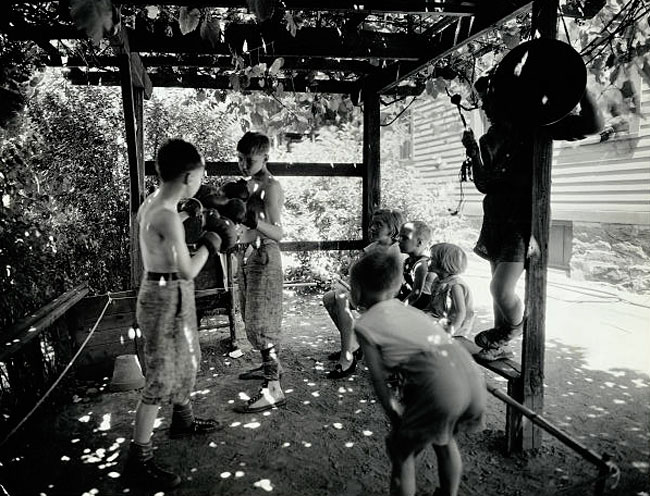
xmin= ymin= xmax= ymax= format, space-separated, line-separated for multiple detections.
xmin=136 ymin=278 xmax=200 ymax=405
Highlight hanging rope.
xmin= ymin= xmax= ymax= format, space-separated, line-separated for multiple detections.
xmin=0 ymin=295 xmax=113 ymax=448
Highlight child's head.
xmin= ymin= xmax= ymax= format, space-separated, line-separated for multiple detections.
xmin=350 ymin=248 xmax=403 ymax=309
xmin=237 ymin=131 xmax=271 ymax=176
xmin=369 ymin=209 xmax=405 ymax=244
xmin=429 ymin=243 xmax=467 ymax=277
xmin=398 ymin=221 xmax=433 ymax=256
xmin=156 ymin=139 xmax=205 ymax=195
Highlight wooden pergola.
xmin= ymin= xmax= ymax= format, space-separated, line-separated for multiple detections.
xmin=3 ymin=0 xmax=557 ymax=452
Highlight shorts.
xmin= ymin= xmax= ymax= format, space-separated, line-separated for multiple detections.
xmin=474 ymin=220 xmax=529 ymax=263
xmin=389 ymin=346 xmax=486 ymax=456
xmin=136 ymin=278 xmax=200 ymax=405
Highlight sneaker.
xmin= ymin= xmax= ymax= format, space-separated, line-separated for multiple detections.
xmin=124 ymin=457 xmax=181 ymax=489
xmin=227 ymin=348 xmax=244 ymax=359
xmin=169 ymin=417 xmax=223 ymax=439
xmin=234 ymin=387 xmax=286 ymax=413
xmin=476 ymin=345 xmax=515 ymax=362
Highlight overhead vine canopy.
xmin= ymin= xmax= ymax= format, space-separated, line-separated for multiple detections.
xmin=2 ymin=0 xmax=536 ymax=100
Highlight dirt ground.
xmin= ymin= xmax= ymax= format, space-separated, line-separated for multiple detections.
xmin=1 ymin=281 xmax=649 ymax=496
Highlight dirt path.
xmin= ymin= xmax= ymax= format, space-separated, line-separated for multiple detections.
xmin=1 ymin=289 xmax=648 ymax=496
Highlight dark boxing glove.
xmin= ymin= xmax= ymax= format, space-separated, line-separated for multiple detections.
xmin=178 ymin=197 xmax=203 ymax=218
xmin=202 ymin=193 xmax=228 ymax=210
xmin=217 ymin=198 xmax=247 ymax=224
xmin=198 ymin=231 xmax=222 ymax=257
xmin=205 ymin=215 xmax=238 ymax=253
xmin=222 ymin=179 xmax=249 ymax=201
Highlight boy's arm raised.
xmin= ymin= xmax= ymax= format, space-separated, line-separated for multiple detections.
xmin=155 ymin=208 xmax=209 ymax=280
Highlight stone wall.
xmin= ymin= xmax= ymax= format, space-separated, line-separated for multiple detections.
xmin=570 ymin=222 xmax=650 ymax=294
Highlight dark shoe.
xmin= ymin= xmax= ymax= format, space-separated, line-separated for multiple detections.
xmin=327 ymin=348 xmax=363 ymax=361
xmin=169 ymin=417 xmax=223 ymax=439
xmin=234 ymin=387 xmax=287 ymax=413
xmin=124 ymin=457 xmax=181 ymax=489
xmin=327 ymin=358 xmax=357 ymax=379
xmin=476 ymin=345 xmax=515 ymax=362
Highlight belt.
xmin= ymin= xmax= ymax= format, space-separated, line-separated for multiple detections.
xmin=146 ymin=272 xmax=181 ymax=281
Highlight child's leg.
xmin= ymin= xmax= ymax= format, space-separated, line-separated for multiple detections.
xmin=324 ymin=288 xmax=358 ymax=371
xmin=387 ymin=434 xmax=417 ymax=496
xmin=489 ymin=261 xmax=525 ymax=329
xmin=432 ymin=438 xmax=462 ymax=496
xmin=133 ymin=401 xmax=159 ymax=444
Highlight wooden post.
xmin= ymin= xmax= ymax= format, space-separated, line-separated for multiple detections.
xmin=362 ymin=85 xmax=381 ymax=242
xmin=119 ymin=53 xmax=145 ymax=289
xmin=521 ymin=0 xmax=558 ymax=451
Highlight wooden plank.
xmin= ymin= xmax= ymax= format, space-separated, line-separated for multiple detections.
xmin=362 ymin=86 xmax=381 ymax=242
xmin=369 ymin=0 xmax=532 ymax=93
xmin=280 ymin=240 xmax=365 ymax=252
xmin=0 ymin=284 xmax=89 ymax=362
xmin=521 ymin=0 xmax=557 ymax=452
xmin=58 ymin=55 xmax=377 ymax=75
xmin=8 ymin=0 xmax=479 ymax=14
xmin=145 ymin=161 xmax=365 ymax=177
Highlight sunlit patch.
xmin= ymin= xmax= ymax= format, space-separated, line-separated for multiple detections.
xmin=231 ymin=421 xmax=242 ymax=427
xmin=263 ymin=411 xmax=271 ymax=416
xmin=631 ymin=379 xmax=648 ymax=388
xmin=71 ymin=438 xmax=80 ymax=444
xmin=285 ymin=389 xmax=293 ymax=393
xmin=244 ymin=422 xmax=261 ymax=429
xmin=303 ymin=401 xmax=310 ymax=405
xmin=345 ymin=442 xmax=354 ymax=448
xmin=338 ymin=387 xmax=347 ymax=394
xmin=107 ymin=472 xmax=120 ymax=479
xmin=158 ymin=276 xmax=167 ymax=287
xmin=98 ymin=413 xmax=111 ymax=431
xmin=235 ymin=471 xmax=245 ymax=478
xmin=282 ymin=442 xmax=290 ymax=447
xmin=78 ymin=415 xmax=91 ymax=423
xmin=359 ymin=399 xmax=367 ymax=403
xmin=354 ymin=409 xmax=362 ymax=414
xmin=239 ymin=392 xmax=251 ymax=401
xmin=302 ymin=442 xmax=312 ymax=447
xmin=362 ymin=430 xmax=373 ymax=436
xmin=632 ymin=461 xmax=649 ymax=472
xmin=153 ymin=418 xmax=163 ymax=429
xmin=220 ymin=472 xmax=232 ymax=479
xmin=61 ymin=455 xmax=70 ymax=461
xmin=228 ymin=400 xmax=235 ymax=404
xmin=332 ymin=423 xmax=343 ymax=429
xmin=209 ymin=441 xmax=218 ymax=448
xmin=541 ymin=95 xmax=549 ymax=105
xmin=254 ymin=479 xmax=274 ymax=492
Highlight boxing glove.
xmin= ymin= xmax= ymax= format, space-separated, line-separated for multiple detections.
xmin=217 ymin=198 xmax=247 ymax=224
xmin=222 ymin=179 xmax=249 ymax=200
xmin=205 ymin=215 xmax=238 ymax=252
xmin=198 ymin=231 xmax=222 ymax=257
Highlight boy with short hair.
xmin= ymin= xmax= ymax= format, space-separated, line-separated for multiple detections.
xmin=125 ymin=139 xmax=235 ymax=489
xmin=232 ymin=131 xmax=287 ymax=413
xmin=350 ymin=248 xmax=486 ymax=496
xmin=397 ymin=221 xmax=435 ymax=309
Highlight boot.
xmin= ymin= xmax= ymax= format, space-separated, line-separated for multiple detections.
xmin=169 ymin=402 xmax=222 ymax=438
xmin=124 ymin=441 xmax=181 ymax=489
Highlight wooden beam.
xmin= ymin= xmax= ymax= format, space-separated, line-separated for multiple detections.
xmin=361 ymin=84 xmax=380 ymax=243
xmin=521 ymin=0 xmax=558 ymax=452
xmin=0 ymin=284 xmax=89 ymax=362
xmin=119 ymin=51 xmax=145 ymax=289
xmin=279 ymin=240 xmax=365 ymax=252
xmin=368 ymin=0 xmax=533 ymax=94
xmin=65 ymin=68 xmax=363 ymax=94
xmin=8 ymin=0 xmax=479 ymax=14
xmin=57 ymin=55 xmax=377 ymax=75
xmin=145 ymin=161 xmax=365 ymax=177
xmin=10 ymin=24 xmax=431 ymax=61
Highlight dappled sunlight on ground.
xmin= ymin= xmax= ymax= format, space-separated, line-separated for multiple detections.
xmin=1 ymin=277 xmax=648 ymax=495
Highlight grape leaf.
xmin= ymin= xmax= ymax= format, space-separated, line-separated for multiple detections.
xmin=69 ymin=0 xmax=114 ymax=43
xmin=179 ymin=7 xmax=201 ymax=35
xmin=200 ymin=18 xmax=221 ymax=47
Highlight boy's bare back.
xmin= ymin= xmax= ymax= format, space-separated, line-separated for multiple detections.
xmin=138 ymin=193 xmax=185 ymax=273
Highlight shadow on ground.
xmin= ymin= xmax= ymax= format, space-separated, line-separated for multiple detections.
xmin=1 ymin=292 xmax=648 ymax=496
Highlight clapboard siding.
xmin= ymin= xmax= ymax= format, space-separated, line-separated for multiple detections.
xmin=404 ymin=80 xmax=650 ymax=226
